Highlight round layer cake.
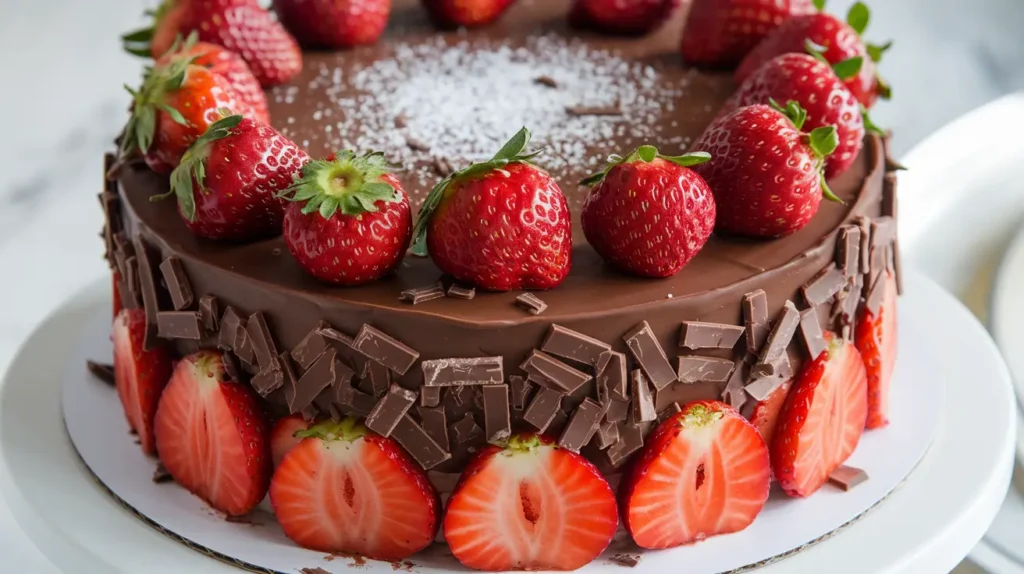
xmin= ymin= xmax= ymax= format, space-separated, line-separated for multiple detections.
xmin=105 ymin=0 xmax=897 ymax=509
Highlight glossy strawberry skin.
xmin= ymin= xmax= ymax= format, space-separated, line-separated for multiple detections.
xmin=691 ymin=104 xmax=826 ymax=238
xmin=568 ymin=0 xmax=679 ymax=35
xmin=421 ymin=0 xmax=516 ymax=28
xmin=283 ymin=174 xmax=412 ymax=286
xmin=680 ymin=0 xmax=818 ymax=67
xmin=158 ymin=40 xmax=270 ymax=125
xmin=582 ymin=157 xmax=715 ymax=278
xmin=855 ymin=270 xmax=898 ymax=429
xmin=112 ymin=308 xmax=173 ymax=455
xmin=270 ymin=413 xmax=311 ymax=468
xmin=427 ymin=162 xmax=572 ymax=291
xmin=721 ymin=53 xmax=864 ymax=179
xmin=274 ymin=0 xmax=392 ymax=48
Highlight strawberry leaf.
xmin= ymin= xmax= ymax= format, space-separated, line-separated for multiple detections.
xmin=135 ymin=105 xmax=156 ymax=154
xmin=770 ymin=99 xmax=808 ymax=131
xmin=157 ymin=103 xmax=188 ymax=127
xmin=832 ymin=56 xmax=864 ymax=80
xmin=637 ymin=145 xmax=658 ymax=162
xmin=821 ymin=176 xmax=844 ymax=204
xmin=281 ymin=150 xmax=399 ymax=219
xmin=846 ymin=2 xmax=870 ymax=35
xmin=875 ymin=75 xmax=892 ymax=100
xmin=808 ymin=126 xmax=839 ymax=158
xmin=804 ymin=39 xmax=830 ymax=64
xmin=492 ymin=127 xmax=530 ymax=161
xmin=581 ymin=147 xmax=710 ymax=187
xmin=861 ymin=106 xmax=886 ymax=137
xmin=660 ymin=151 xmax=711 ymax=168
xmin=812 ymin=0 xmax=827 ymax=10
xmin=866 ymin=41 xmax=892 ymax=63
xmin=121 ymin=27 xmax=154 ymax=58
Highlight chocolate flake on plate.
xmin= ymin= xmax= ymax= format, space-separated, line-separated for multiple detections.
xmin=433 ymin=156 xmax=454 ymax=177
xmin=802 ymin=264 xmax=846 ymax=307
xmin=541 ymin=324 xmax=612 ymax=367
xmin=679 ymin=321 xmax=745 ymax=350
xmin=353 ymin=325 xmax=420 ymax=375
xmin=422 ymin=356 xmax=504 ymax=386
xmin=515 ymin=292 xmax=548 ymax=315
xmin=828 ymin=465 xmax=869 ymax=491
xmin=86 ymin=360 xmax=115 ymax=386
xmin=522 ymin=387 xmax=565 ymax=432
xmin=558 ymin=398 xmax=604 ymax=453
xmin=365 ymin=384 xmax=418 ymax=437
xmin=198 ymin=295 xmax=219 ymax=332
xmin=152 ymin=462 xmax=173 ymax=483
xmin=446 ymin=284 xmax=476 ymax=300
xmin=624 ymin=321 xmax=677 ymax=391
xmin=400 ymin=282 xmax=445 ymax=304
xmin=631 ymin=370 xmax=657 ymax=423
xmin=246 ymin=312 xmax=280 ymax=372
xmin=742 ymin=289 xmax=770 ymax=354
xmin=406 ymin=135 xmax=431 ymax=152
xmin=392 ymin=415 xmax=450 ymax=470
xmin=799 ymin=308 xmax=826 ymax=360
xmin=520 ymin=350 xmax=591 ymax=393
xmin=610 ymin=554 xmax=641 ymax=568
xmin=158 ymin=256 xmax=193 ymax=311
xmin=131 ymin=237 xmax=161 ymax=350
xmin=156 ymin=311 xmax=202 ymax=340
xmin=481 ymin=384 xmax=511 ymax=444
xmin=676 ymin=356 xmax=735 ymax=384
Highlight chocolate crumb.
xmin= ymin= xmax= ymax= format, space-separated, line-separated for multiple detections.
xmin=394 ymin=115 xmax=408 ymax=128
xmin=828 ymin=465 xmax=869 ymax=491
xmin=86 ymin=360 xmax=115 ymax=386
xmin=446 ymin=284 xmax=476 ymax=300
xmin=611 ymin=554 xmax=641 ymax=568
xmin=534 ymin=75 xmax=559 ymax=88
xmin=433 ymin=156 xmax=454 ymax=177
xmin=152 ymin=463 xmax=172 ymax=483
xmin=400 ymin=282 xmax=446 ymax=305
xmin=566 ymin=104 xmax=621 ymax=116
xmin=406 ymin=135 xmax=431 ymax=152
xmin=300 ymin=568 xmax=332 ymax=574
xmin=515 ymin=292 xmax=548 ymax=315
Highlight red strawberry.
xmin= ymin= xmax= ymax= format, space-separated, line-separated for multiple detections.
xmin=736 ymin=2 xmax=891 ymax=108
xmin=568 ymin=0 xmax=679 ymax=36
xmin=413 ymin=128 xmax=572 ymax=291
xmin=273 ymin=0 xmax=391 ymax=48
xmin=154 ymin=350 xmax=272 ymax=516
xmin=580 ymin=146 xmax=715 ymax=278
xmin=157 ymin=34 xmax=270 ymax=125
xmin=421 ymin=0 xmax=516 ymax=28
xmin=748 ymin=380 xmax=792 ymax=447
xmin=621 ymin=401 xmax=770 ymax=549
xmin=112 ymin=309 xmax=173 ymax=455
xmin=444 ymin=434 xmax=617 ymax=570
xmin=270 ymin=418 xmax=439 ymax=560
xmin=719 ymin=53 xmax=865 ymax=179
xmin=120 ymin=59 xmax=257 ymax=175
xmin=855 ymin=270 xmax=898 ymax=429
xmin=680 ymin=0 xmax=818 ymax=67
xmin=282 ymin=151 xmax=412 ymax=286
xmin=270 ymin=413 xmax=311 ymax=467
xmin=167 ymin=115 xmax=310 ymax=241
xmin=772 ymin=333 xmax=868 ymax=497
xmin=691 ymin=102 xmax=839 ymax=238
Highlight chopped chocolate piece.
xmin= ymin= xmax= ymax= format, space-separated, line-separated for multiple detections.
xmin=611 ymin=554 xmax=641 ymax=568
xmin=548 ymin=409 xmax=570 ymax=436
xmin=721 ymin=355 xmax=750 ymax=411
xmin=606 ymin=423 xmax=644 ymax=467
xmin=802 ymin=264 xmax=846 ymax=306
xmin=596 ymin=350 xmax=628 ymax=401
xmin=745 ymin=376 xmax=787 ymax=402
xmin=251 ymin=368 xmax=284 ymax=398
xmin=353 ymin=325 xmax=420 ymax=375
xmin=279 ymin=351 xmax=298 ymax=387
xmin=400 ymin=282 xmax=445 ymax=304
xmin=392 ymin=415 xmax=451 ymax=470
xmin=198 ymin=295 xmax=218 ymax=332
xmin=520 ymin=350 xmax=591 ymax=393
xmin=291 ymin=322 xmax=330 ymax=371
xmin=419 ymin=406 xmax=449 ymax=450
xmin=152 ymin=462 xmax=173 ymax=483
xmin=515 ymin=292 xmax=548 ymax=315
xmin=534 ymin=75 xmax=558 ymax=88
xmin=394 ymin=114 xmax=408 ymax=128
xmin=871 ymin=216 xmax=896 ymax=248
xmin=113 ymin=232 xmax=131 ymax=277
xmin=246 ymin=312 xmax=280 ymax=371
xmin=593 ymin=419 xmax=620 ymax=450
xmin=605 ymin=398 xmax=629 ymax=423
xmin=234 ymin=330 xmax=256 ymax=367
xmin=882 ymin=172 xmax=897 ymax=218
xmin=156 ymin=311 xmax=202 ymax=340
xmin=299 ymin=403 xmax=318 ymax=422
xmin=422 ymin=356 xmax=503 ymax=386
xmin=406 ymin=135 xmax=430 ymax=152
xmin=631 ymin=370 xmax=657 ymax=423
xmin=757 ymin=300 xmax=800 ymax=368
xmin=300 ymin=567 xmax=330 ymax=574
xmin=86 ymin=360 xmax=115 ymax=386
xmin=893 ymin=239 xmax=904 ymax=295
xmin=217 ymin=307 xmax=243 ymax=351
xmin=679 ymin=321 xmax=745 ymax=350
xmin=446 ymin=284 xmax=476 ymax=300
xmin=522 ymin=387 xmax=564 ymax=432
xmin=335 ymin=384 xmax=377 ymax=417
xmin=566 ymin=103 xmax=621 ymax=116
xmin=509 ymin=375 xmax=532 ymax=409
xmin=624 ymin=321 xmax=677 ymax=391
xmin=866 ymin=270 xmax=886 ymax=315
xmin=799 ymin=308 xmax=826 ymax=359
xmin=433 ymin=156 xmax=454 ymax=177
xmin=222 ymin=353 xmax=242 ymax=383
xmin=838 ymin=226 xmax=862 ymax=277
xmin=558 ymin=398 xmax=604 ymax=453
xmin=676 ymin=356 xmax=735 ymax=384
xmin=365 ymin=384 xmax=418 ymax=437
xmin=158 ymin=256 xmax=193 ymax=311
xmin=481 ymin=384 xmax=511 ymax=443
xmin=287 ymin=348 xmax=337 ymax=411
xmin=420 ymin=385 xmax=441 ymax=407
xmin=118 ymin=274 xmax=136 ymax=310
xmin=828 ymin=465 xmax=869 ymax=491
xmin=742 ymin=289 xmax=770 ymax=353
xmin=541 ymin=325 xmax=612 ymax=367
xmin=857 ymin=217 xmax=872 ymax=273
xmin=131 ymin=237 xmax=161 ymax=350
xmin=448 ymin=385 xmax=469 ymax=406
xmin=836 ymin=276 xmax=864 ymax=337
xmin=658 ymin=402 xmax=682 ymax=423
xmin=125 ymin=256 xmax=140 ymax=299
xmin=366 ymin=360 xmax=391 ymax=397
xmin=450 ymin=412 xmax=483 ymax=444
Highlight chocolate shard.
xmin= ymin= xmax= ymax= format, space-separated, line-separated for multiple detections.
xmin=742 ymin=289 xmax=770 ymax=354
xmin=246 ymin=312 xmax=280 ymax=372
xmin=541 ymin=324 xmax=612 ymax=367
xmin=288 ymin=348 xmax=337 ymax=413
xmin=420 ymin=385 xmax=441 ymax=407
xmin=593 ymin=419 xmax=620 ymax=450
xmin=835 ymin=276 xmax=864 ymax=339
xmin=828 ymin=465 xmax=869 ymax=491
xmin=291 ymin=321 xmax=330 ymax=371
xmin=522 ymin=387 xmax=565 ymax=432
xmin=558 ymin=398 xmax=604 ymax=453
xmin=745 ymin=376 xmax=787 ymax=402
xmin=721 ymin=360 xmax=750 ymax=411
xmin=334 ymin=384 xmax=377 ymax=418
xmin=450 ymin=412 xmax=483 ymax=445
xmin=596 ymin=350 xmax=628 ymax=401
xmin=520 ymin=350 xmax=591 ymax=394
xmin=481 ymin=384 xmax=511 ymax=444
xmin=86 ymin=360 xmax=115 ymax=386
xmin=392 ymin=415 xmax=451 ymax=470
xmin=799 ymin=308 xmax=826 ymax=360
xmin=448 ymin=385 xmax=469 ymax=407
xmin=156 ymin=311 xmax=202 ymax=340
xmin=400 ymin=282 xmax=445 ymax=304
xmin=893 ymin=239 xmax=904 ymax=295
xmin=131 ymin=237 xmax=161 ymax=350
xmin=676 ymin=356 xmax=735 ymax=384
xmin=422 ymin=356 xmax=504 ymax=387
xmin=198 ymin=295 xmax=219 ymax=332
xmin=515 ymin=292 xmax=547 ymax=315
xmin=353 ymin=325 xmax=420 ymax=375
xmin=566 ymin=103 xmax=621 ymax=116
xmin=419 ymin=406 xmax=449 ymax=451
xmin=756 ymin=300 xmax=800 ymax=369
xmin=606 ymin=423 xmax=644 ymax=468
xmin=802 ymin=264 xmax=846 ymax=306
xmin=679 ymin=321 xmax=745 ymax=350
xmin=534 ymin=75 xmax=559 ymax=88
xmin=366 ymin=360 xmax=391 ymax=397
xmin=548 ymin=409 xmax=570 ymax=437
xmin=446 ymin=284 xmax=476 ymax=300
xmin=657 ymin=402 xmax=682 ymax=423
xmin=365 ymin=384 xmax=418 ymax=437
xmin=624 ymin=321 xmax=677 ymax=391
xmin=509 ymin=375 xmax=532 ymax=409
xmin=251 ymin=367 xmax=284 ymax=398
xmin=611 ymin=554 xmax=641 ymax=568
xmin=605 ymin=398 xmax=629 ymax=423
xmin=631 ymin=370 xmax=657 ymax=423
xmin=234 ymin=330 xmax=256 ymax=369
xmin=883 ymin=172 xmax=898 ymax=217
xmin=871 ymin=216 xmax=897 ymax=248
xmin=837 ymin=226 xmax=862 ymax=278
xmin=158 ymin=256 xmax=194 ymax=311
xmin=857 ymin=217 xmax=872 ymax=273
xmin=217 ymin=306 xmax=243 ymax=351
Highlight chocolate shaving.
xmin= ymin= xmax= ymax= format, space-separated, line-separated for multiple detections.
xmin=450 ymin=412 xmax=483 ymax=445
xmin=158 ymin=257 xmax=193 ymax=311
xmin=394 ymin=115 xmax=408 ymax=128
xmin=292 ymin=321 xmax=330 ymax=371
xmin=400 ymin=282 xmax=445 ymax=304
xmin=596 ymin=350 xmax=628 ymax=401
xmin=520 ymin=350 xmax=591 ymax=393
xmin=234 ymin=330 xmax=256 ymax=369
xmin=406 ymin=135 xmax=430 ymax=152
xmin=558 ymin=398 xmax=604 ymax=453
xmin=593 ymin=420 xmax=620 ymax=450
xmin=522 ymin=387 xmax=564 ymax=432
xmin=534 ymin=75 xmax=558 ymax=88
xmin=198 ymin=295 xmax=219 ymax=332
xmin=433 ymin=156 xmax=454 ymax=177
xmin=422 ymin=356 xmax=503 ymax=386
xmin=611 ymin=554 xmax=641 ymax=568
xmin=893 ymin=239 xmax=904 ymax=295
xmin=86 ymin=360 xmax=115 ymax=386
xmin=676 ymin=356 xmax=735 ymax=384
xmin=288 ymin=348 xmax=338 ymax=413
xmin=365 ymin=384 xmax=418 ymax=437
xmin=837 ymin=226 xmax=862 ymax=278
xmin=566 ymin=103 xmax=621 ymax=116
xmin=481 ymin=384 xmax=511 ymax=444
xmin=446 ymin=284 xmax=476 ymax=300
xmin=353 ymin=325 xmax=420 ymax=375
xmin=828 ymin=465 xmax=869 ymax=491
xmin=679 ymin=321 xmax=745 ymax=350
xmin=515 ymin=292 xmax=548 ymax=315
xmin=624 ymin=321 xmax=677 ymax=391
xmin=630 ymin=370 xmax=657 ymax=423
xmin=419 ymin=406 xmax=449 ymax=451
xmin=756 ymin=301 xmax=800 ymax=369
xmin=541 ymin=324 xmax=612 ymax=367
xmin=799 ymin=308 xmax=826 ymax=360
xmin=509 ymin=375 xmax=532 ymax=409
xmin=156 ymin=311 xmax=202 ymax=340
xmin=802 ymin=264 xmax=846 ymax=306
xmin=152 ymin=463 xmax=173 ymax=483
xmin=871 ymin=216 xmax=897 ymax=248
xmin=300 ymin=567 xmax=330 ymax=574
xmin=246 ymin=312 xmax=280 ymax=371
xmin=420 ymin=385 xmax=441 ymax=407
xmin=125 ymin=256 xmax=140 ymax=300
xmin=131 ymin=237 xmax=161 ymax=350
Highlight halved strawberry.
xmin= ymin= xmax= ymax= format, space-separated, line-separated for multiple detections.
xmin=749 ymin=381 xmax=792 ymax=448
xmin=855 ymin=270 xmax=898 ymax=429
xmin=772 ymin=334 xmax=868 ymax=497
xmin=112 ymin=308 xmax=173 ymax=455
xmin=270 ymin=413 xmax=311 ymax=468
xmin=622 ymin=401 xmax=770 ymax=549
xmin=270 ymin=418 xmax=439 ymax=561
xmin=154 ymin=350 xmax=271 ymax=516
xmin=112 ymin=271 xmax=124 ymax=320
xmin=444 ymin=434 xmax=618 ymax=571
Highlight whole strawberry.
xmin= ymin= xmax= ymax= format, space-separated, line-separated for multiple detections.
xmin=274 ymin=0 xmax=391 ymax=48
xmin=568 ymin=0 xmax=679 ymax=36
xmin=736 ymin=2 xmax=891 ymax=108
xmin=681 ymin=0 xmax=818 ymax=67
xmin=581 ymin=146 xmax=715 ymax=278
xmin=282 ymin=151 xmax=412 ymax=286
xmin=421 ymin=0 xmax=516 ymax=28
xmin=691 ymin=102 xmax=839 ymax=238
xmin=167 ymin=115 xmax=310 ymax=241
xmin=720 ymin=53 xmax=865 ymax=179
xmin=413 ymin=128 xmax=572 ymax=291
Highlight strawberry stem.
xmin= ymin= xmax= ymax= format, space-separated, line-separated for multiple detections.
xmin=280 ymin=151 xmax=398 ymax=219
xmin=580 ymin=145 xmax=710 ymax=187
xmin=295 ymin=417 xmax=368 ymax=442
xmin=120 ymin=0 xmax=177 ymax=59
xmin=680 ymin=404 xmax=724 ymax=429
xmin=832 ymin=56 xmax=864 ymax=81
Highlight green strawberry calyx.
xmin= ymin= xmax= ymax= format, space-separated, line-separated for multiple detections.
xmin=295 ymin=417 xmax=369 ymax=443
xmin=119 ymin=53 xmax=195 ymax=163
xmin=121 ymin=0 xmax=177 ymax=58
xmin=805 ymin=39 xmax=864 ymax=82
xmin=280 ymin=151 xmax=399 ymax=220
xmin=861 ymin=104 xmax=886 ymax=137
xmin=770 ymin=99 xmax=843 ymax=204
xmin=579 ymin=145 xmax=711 ymax=187
xmin=410 ymin=127 xmax=541 ymax=257
xmin=160 ymin=113 xmax=243 ymax=222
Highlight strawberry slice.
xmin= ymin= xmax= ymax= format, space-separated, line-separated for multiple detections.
xmin=748 ymin=381 xmax=792 ymax=448
xmin=112 ymin=308 xmax=172 ymax=455
xmin=270 ymin=413 xmax=311 ymax=468
xmin=622 ymin=400 xmax=770 ymax=549
xmin=154 ymin=351 xmax=271 ymax=516
xmin=444 ymin=434 xmax=618 ymax=571
xmin=112 ymin=271 xmax=124 ymax=320
xmin=270 ymin=418 xmax=439 ymax=561
xmin=855 ymin=271 xmax=898 ymax=429
xmin=772 ymin=334 xmax=868 ymax=497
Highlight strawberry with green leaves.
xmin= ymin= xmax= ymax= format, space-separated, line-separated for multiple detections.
xmin=281 ymin=151 xmax=412 ymax=286
xmin=581 ymin=146 xmax=715 ymax=278
xmin=680 ymin=0 xmax=818 ymax=68
xmin=413 ymin=128 xmax=572 ymax=292
xmin=167 ymin=115 xmax=309 ymax=241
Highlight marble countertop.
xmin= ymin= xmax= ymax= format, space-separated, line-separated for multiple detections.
xmin=1 ymin=0 xmax=1022 ymax=571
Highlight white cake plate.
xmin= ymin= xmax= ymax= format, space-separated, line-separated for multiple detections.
xmin=0 ymin=268 xmax=1015 ymax=574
